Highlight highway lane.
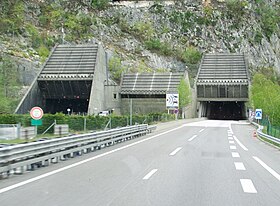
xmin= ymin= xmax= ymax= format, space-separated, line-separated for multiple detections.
xmin=0 ymin=120 xmax=279 ymax=206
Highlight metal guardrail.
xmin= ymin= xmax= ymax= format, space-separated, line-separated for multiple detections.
xmin=0 ymin=124 xmax=151 ymax=177
xmin=252 ymin=122 xmax=280 ymax=146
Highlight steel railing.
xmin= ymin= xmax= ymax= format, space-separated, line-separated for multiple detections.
xmin=252 ymin=122 xmax=280 ymax=146
xmin=0 ymin=124 xmax=152 ymax=176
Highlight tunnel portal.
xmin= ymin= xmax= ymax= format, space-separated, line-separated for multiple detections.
xmin=196 ymin=54 xmax=250 ymax=120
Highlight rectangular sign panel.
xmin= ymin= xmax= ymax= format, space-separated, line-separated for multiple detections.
xmin=31 ymin=119 xmax=42 ymax=126
xmin=255 ymin=109 xmax=262 ymax=120
xmin=166 ymin=93 xmax=179 ymax=109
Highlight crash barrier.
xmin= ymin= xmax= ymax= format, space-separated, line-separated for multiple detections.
xmin=0 ymin=124 xmax=20 ymax=140
xmin=0 ymin=124 xmax=153 ymax=178
xmin=252 ymin=122 xmax=280 ymax=146
xmin=20 ymin=127 xmax=36 ymax=140
xmin=54 ymin=124 xmax=69 ymax=136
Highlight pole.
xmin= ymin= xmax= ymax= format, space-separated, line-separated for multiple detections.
xmin=130 ymin=99 xmax=133 ymax=126
xmin=84 ymin=117 xmax=87 ymax=132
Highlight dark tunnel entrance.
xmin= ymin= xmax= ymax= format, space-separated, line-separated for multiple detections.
xmin=45 ymin=99 xmax=89 ymax=114
xmin=200 ymin=101 xmax=247 ymax=120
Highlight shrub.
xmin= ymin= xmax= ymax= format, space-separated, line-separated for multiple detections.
xmin=182 ymin=47 xmax=202 ymax=64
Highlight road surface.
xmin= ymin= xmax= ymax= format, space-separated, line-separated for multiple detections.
xmin=0 ymin=120 xmax=279 ymax=206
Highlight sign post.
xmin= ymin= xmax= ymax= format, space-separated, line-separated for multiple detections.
xmin=30 ymin=107 xmax=44 ymax=137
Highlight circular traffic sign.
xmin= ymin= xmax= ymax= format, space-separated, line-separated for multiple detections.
xmin=30 ymin=107 xmax=44 ymax=120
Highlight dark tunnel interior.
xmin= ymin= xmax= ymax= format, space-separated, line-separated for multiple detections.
xmin=201 ymin=101 xmax=247 ymax=120
xmin=45 ymin=99 xmax=89 ymax=114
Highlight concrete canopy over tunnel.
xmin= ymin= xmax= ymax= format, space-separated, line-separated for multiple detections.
xmin=196 ymin=53 xmax=249 ymax=120
xmin=16 ymin=43 xmax=107 ymax=115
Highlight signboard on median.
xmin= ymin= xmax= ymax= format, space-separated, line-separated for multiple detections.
xmin=255 ymin=109 xmax=262 ymax=120
xmin=166 ymin=93 xmax=179 ymax=109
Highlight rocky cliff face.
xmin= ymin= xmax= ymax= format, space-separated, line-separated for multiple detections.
xmin=1 ymin=0 xmax=279 ymax=83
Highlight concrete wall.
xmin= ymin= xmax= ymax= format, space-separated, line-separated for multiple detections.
xmin=15 ymin=80 xmax=44 ymax=114
xmin=121 ymin=98 xmax=166 ymax=115
xmin=104 ymin=84 xmax=121 ymax=115
xmin=88 ymin=43 xmax=107 ymax=115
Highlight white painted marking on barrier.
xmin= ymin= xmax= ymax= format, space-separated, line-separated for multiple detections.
xmin=253 ymin=156 xmax=280 ymax=181
xmin=240 ymin=179 xmax=257 ymax=193
xmin=234 ymin=162 xmax=246 ymax=170
xmin=188 ymin=135 xmax=197 ymax=142
xmin=233 ymin=136 xmax=248 ymax=151
xmin=229 ymin=140 xmax=235 ymax=144
xmin=232 ymin=152 xmax=240 ymax=158
xmin=169 ymin=147 xmax=182 ymax=156
xmin=143 ymin=169 xmax=158 ymax=180
xmin=0 ymin=125 xmax=186 ymax=194
xmin=230 ymin=145 xmax=237 ymax=150
xmin=199 ymin=129 xmax=204 ymax=133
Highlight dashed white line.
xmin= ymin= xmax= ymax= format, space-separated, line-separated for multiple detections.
xmin=253 ymin=156 xmax=280 ymax=181
xmin=188 ymin=135 xmax=197 ymax=142
xmin=228 ymin=137 xmax=233 ymax=140
xmin=169 ymin=147 xmax=182 ymax=156
xmin=233 ymin=135 xmax=248 ymax=151
xmin=240 ymin=179 xmax=257 ymax=193
xmin=230 ymin=145 xmax=237 ymax=150
xmin=229 ymin=140 xmax=235 ymax=144
xmin=232 ymin=152 xmax=240 ymax=158
xmin=143 ymin=169 xmax=158 ymax=180
xmin=199 ymin=129 xmax=204 ymax=133
xmin=234 ymin=162 xmax=246 ymax=170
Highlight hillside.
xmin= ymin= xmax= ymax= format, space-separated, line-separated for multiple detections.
xmin=0 ymin=0 xmax=279 ymax=113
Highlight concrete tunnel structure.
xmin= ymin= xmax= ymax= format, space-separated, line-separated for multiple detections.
xmin=15 ymin=43 xmax=115 ymax=115
xmin=195 ymin=53 xmax=250 ymax=120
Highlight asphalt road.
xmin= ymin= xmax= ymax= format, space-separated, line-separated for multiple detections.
xmin=0 ymin=120 xmax=279 ymax=206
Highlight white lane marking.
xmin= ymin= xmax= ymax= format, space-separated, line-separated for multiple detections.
xmin=169 ymin=147 xmax=182 ymax=156
xmin=199 ymin=129 xmax=204 ymax=133
xmin=253 ymin=156 xmax=280 ymax=181
xmin=228 ymin=134 xmax=233 ymax=136
xmin=240 ymin=179 xmax=257 ymax=193
xmin=230 ymin=145 xmax=237 ymax=150
xmin=234 ymin=162 xmax=246 ymax=170
xmin=188 ymin=135 xmax=197 ymax=142
xmin=229 ymin=140 xmax=235 ymax=144
xmin=232 ymin=152 xmax=240 ymax=158
xmin=143 ymin=169 xmax=158 ymax=180
xmin=233 ymin=136 xmax=248 ymax=151
xmin=0 ymin=125 xmax=186 ymax=194
xmin=228 ymin=137 xmax=233 ymax=140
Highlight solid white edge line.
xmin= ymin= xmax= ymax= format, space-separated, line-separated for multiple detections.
xmin=143 ymin=169 xmax=158 ymax=180
xmin=230 ymin=145 xmax=237 ymax=150
xmin=253 ymin=156 xmax=280 ymax=181
xmin=240 ymin=179 xmax=257 ymax=193
xmin=0 ymin=125 xmax=186 ymax=194
xmin=233 ymin=135 xmax=248 ymax=151
xmin=232 ymin=152 xmax=240 ymax=158
xmin=169 ymin=147 xmax=182 ymax=156
xmin=234 ymin=162 xmax=246 ymax=170
xmin=188 ymin=135 xmax=197 ymax=142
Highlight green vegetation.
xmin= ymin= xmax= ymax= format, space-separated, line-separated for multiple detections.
xmin=0 ymin=55 xmax=22 ymax=113
xmin=251 ymin=72 xmax=280 ymax=126
xmin=91 ymin=0 xmax=109 ymax=10
xmin=177 ymin=78 xmax=191 ymax=117
xmin=181 ymin=47 xmax=202 ymax=65
xmin=144 ymin=39 xmax=173 ymax=56
xmin=108 ymin=55 xmax=127 ymax=83
xmin=255 ymin=2 xmax=280 ymax=39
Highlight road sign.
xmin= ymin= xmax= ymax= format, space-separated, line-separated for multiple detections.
xmin=30 ymin=107 xmax=44 ymax=120
xmin=31 ymin=119 xmax=42 ymax=126
xmin=255 ymin=109 xmax=262 ymax=120
xmin=166 ymin=93 xmax=179 ymax=109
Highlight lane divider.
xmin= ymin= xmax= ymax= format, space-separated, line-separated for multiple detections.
xmin=230 ymin=145 xmax=237 ymax=150
xmin=169 ymin=147 xmax=182 ymax=156
xmin=199 ymin=129 xmax=205 ymax=133
xmin=253 ymin=156 xmax=280 ymax=181
xmin=188 ymin=135 xmax=197 ymax=142
xmin=229 ymin=140 xmax=235 ymax=144
xmin=143 ymin=169 xmax=158 ymax=180
xmin=240 ymin=179 xmax=257 ymax=193
xmin=234 ymin=162 xmax=246 ymax=171
xmin=232 ymin=152 xmax=240 ymax=158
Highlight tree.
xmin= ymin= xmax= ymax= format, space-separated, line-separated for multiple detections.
xmin=177 ymin=78 xmax=191 ymax=118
